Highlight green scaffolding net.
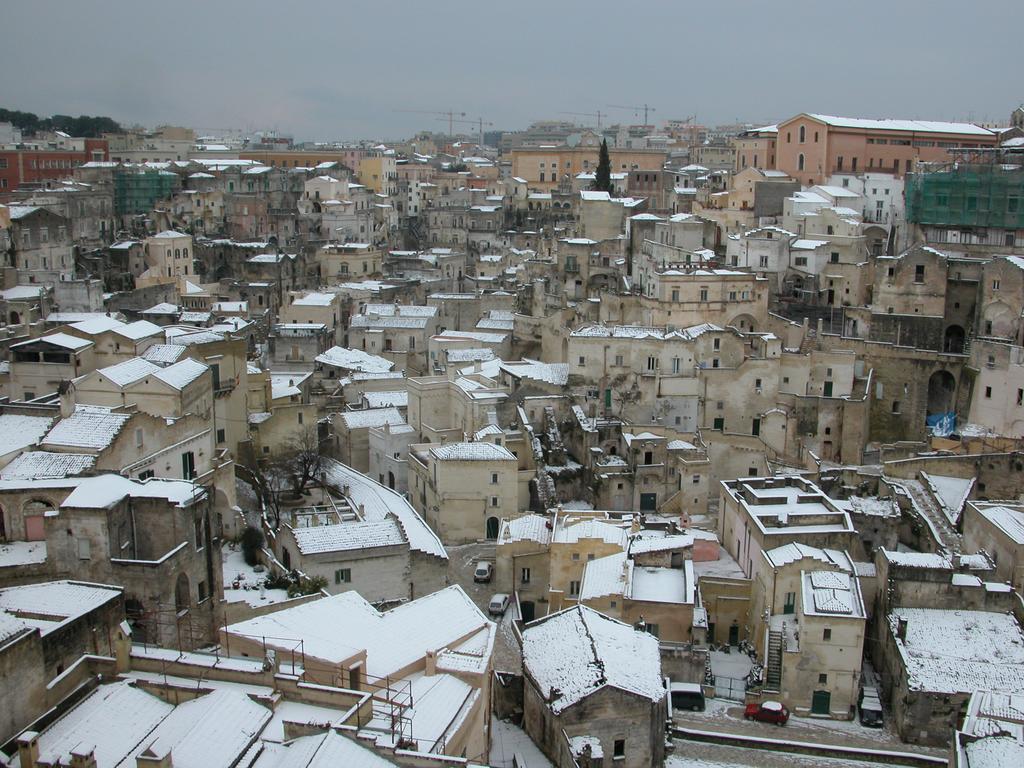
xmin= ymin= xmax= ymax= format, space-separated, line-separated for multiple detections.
xmin=906 ymin=165 xmax=1024 ymax=229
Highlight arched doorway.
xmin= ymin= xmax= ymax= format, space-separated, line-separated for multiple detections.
xmin=926 ymin=370 xmax=957 ymax=426
xmin=387 ymin=471 xmax=395 ymax=490
xmin=486 ymin=516 xmax=500 ymax=539
xmin=9 ymin=311 xmax=20 ymax=325
xmin=944 ymin=325 xmax=965 ymax=354
xmin=23 ymin=499 xmax=55 ymax=541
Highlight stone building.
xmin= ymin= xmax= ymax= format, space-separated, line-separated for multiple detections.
xmin=521 ymin=605 xmax=667 ymax=767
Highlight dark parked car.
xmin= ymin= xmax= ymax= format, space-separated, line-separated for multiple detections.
xmin=744 ymin=700 xmax=789 ymax=725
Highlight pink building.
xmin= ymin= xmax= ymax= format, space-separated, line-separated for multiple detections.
xmin=775 ymin=114 xmax=997 ymax=185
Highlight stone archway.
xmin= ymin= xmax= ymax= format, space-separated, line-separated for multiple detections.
xmin=927 ymin=370 xmax=957 ymax=418
xmin=729 ymin=313 xmax=757 ymax=333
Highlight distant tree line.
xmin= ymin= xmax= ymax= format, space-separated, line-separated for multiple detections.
xmin=0 ymin=107 xmax=123 ymax=137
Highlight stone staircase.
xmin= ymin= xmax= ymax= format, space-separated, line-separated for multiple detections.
xmin=765 ymin=630 xmax=783 ymax=690
xmin=888 ymin=475 xmax=962 ymax=554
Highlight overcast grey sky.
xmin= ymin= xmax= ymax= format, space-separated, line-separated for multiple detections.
xmin=2 ymin=0 xmax=1019 ymax=142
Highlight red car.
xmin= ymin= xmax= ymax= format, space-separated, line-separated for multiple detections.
xmin=744 ymin=700 xmax=789 ymax=725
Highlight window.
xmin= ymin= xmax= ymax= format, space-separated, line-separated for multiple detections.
xmin=693 ymin=474 xmax=701 ymax=484
xmin=671 ymin=357 xmax=681 ymax=374
xmin=77 ymin=538 xmax=91 ymax=560
xmin=713 ymin=338 xmax=720 ymax=351
xmin=818 ymin=673 xmax=828 ymax=685
xmin=217 ymin=428 xmax=226 ymax=443
xmin=578 ymin=356 xmax=586 ymax=366
xmin=836 ymin=156 xmax=843 ymax=171
xmin=491 ymin=472 xmax=499 ymax=485
xmin=1017 ymin=389 xmax=1022 ymax=406
xmin=614 ymin=354 xmax=624 ymax=367
xmin=823 ymin=628 xmax=832 ymax=641
xmin=755 ymin=378 xmax=762 ymax=389
xmin=993 ymin=279 xmax=1001 ymax=290
xmin=830 ymin=252 xmax=839 ymax=264
xmin=335 ymin=568 xmax=352 ymax=584
xmin=647 ymin=356 xmax=658 ymax=371
xmin=194 ymin=517 xmax=204 ymax=550
xmin=799 ymin=125 xmax=806 ymax=143
xmin=798 ymin=153 xmax=805 ymax=171
xmin=490 ymin=496 xmax=499 ymax=507
xmin=521 ymin=567 xmax=531 ymax=584
xmin=892 ymin=401 xmax=901 ymax=414
xmin=135 ymin=428 xmax=144 ymax=448
xmin=181 ymin=451 xmax=196 ymax=480
xmin=699 ymin=287 xmax=708 ymax=301
xmin=985 ymin=386 xmax=993 ymax=399
xmin=570 ymin=580 xmax=581 ymax=596
xmin=198 ymin=581 xmax=208 ymax=602
xmin=572 ymin=552 xmax=580 ymax=561
xmin=914 ymin=265 xmax=925 ymax=283
xmin=614 ymin=740 xmax=625 ymax=759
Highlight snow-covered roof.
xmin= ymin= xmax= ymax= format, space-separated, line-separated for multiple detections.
xmin=802 ymin=569 xmax=865 ymax=618
xmin=888 ymin=607 xmax=1024 ymax=695
xmin=0 ymin=413 xmax=54 ymax=454
xmin=521 ymin=605 xmax=664 ymax=714
xmin=498 ymin=359 xmax=569 ymax=386
xmin=628 ymin=530 xmax=716 ymax=554
xmin=791 ymin=238 xmax=829 ymax=250
xmin=0 ymin=581 xmax=122 ymax=638
xmin=337 ymin=407 xmax=405 ymax=431
xmin=270 ymin=372 xmax=310 ymax=400
xmin=498 ymin=514 xmax=552 ymax=546
xmin=2 ymin=285 xmax=46 ymax=301
xmin=0 ymin=451 xmax=95 ymax=480
xmin=806 ymin=114 xmax=994 ymax=136
xmin=971 ymin=503 xmax=1024 ymax=545
xmin=96 ymin=357 xmax=161 ymax=387
xmin=324 ymin=459 xmax=446 ymax=560
xmin=430 ymin=442 xmax=516 ymax=462
xmin=141 ymin=344 xmax=187 ymax=365
xmin=42 ymin=406 xmax=131 ymax=450
xmin=881 ymin=548 xmax=953 ymax=570
xmin=27 ymin=682 xmax=173 ymax=767
xmin=570 ymin=323 xmax=722 ymax=341
xmin=62 ymin=475 xmax=205 ymax=509
xmin=226 ymin=585 xmax=488 ymax=676
xmin=12 ymin=331 xmax=92 ymax=351
xmin=363 ymin=390 xmax=408 ymax=409
xmin=151 ymin=229 xmax=190 ymax=239
xmin=153 ymin=358 xmax=209 ymax=390
xmin=290 ymin=291 xmax=336 ymax=307
xmin=141 ymin=302 xmax=180 ymax=315
xmin=553 ymin=518 xmax=628 ymax=547
xmin=315 ymin=346 xmax=394 ymax=373
xmin=292 ymin=516 xmax=405 ymax=555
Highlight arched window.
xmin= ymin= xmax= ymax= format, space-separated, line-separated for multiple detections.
xmin=175 ymin=249 xmax=180 ymax=258
xmin=183 ymin=247 xmax=188 ymax=258
xmin=799 ymin=125 xmax=806 ymax=143
xmin=798 ymin=154 xmax=805 ymax=171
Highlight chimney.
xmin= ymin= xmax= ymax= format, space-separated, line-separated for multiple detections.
xmin=17 ymin=731 xmax=39 ymax=768
xmin=70 ymin=744 xmax=98 ymax=768
xmin=114 ymin=620 xmax=132 ymax=673
xmin=896 ymin=617 xmax=909 ymax=641
xmin=136 ymin=744 xmax=173 ymax=768
xmin=424 ymin=648 xmax=438 ymax=676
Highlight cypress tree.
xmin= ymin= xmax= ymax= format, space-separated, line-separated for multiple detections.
xmin=594 ymin=138 xmax=612 ymax=193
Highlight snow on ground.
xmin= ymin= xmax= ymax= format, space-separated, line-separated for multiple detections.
xmin=667 ymin=742 xmax=870 ymax=768
xmin=560 ymin=499 xmax=594 ymax=510
xmin=222 ymin=546 xmax=290 ymax=607
xmin=490 ymin=717 xmax=553 ymax=768
xmin=921 ymin=472 xmax=973 ymax=525
xmin=709 ymin=650 xmax=753 ymax=682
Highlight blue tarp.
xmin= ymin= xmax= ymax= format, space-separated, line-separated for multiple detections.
xmin=927 ymin=411 xmax=956 ymax=437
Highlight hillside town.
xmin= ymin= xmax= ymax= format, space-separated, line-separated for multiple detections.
xmin=2 ymin=99 xmax=1024 ymax=768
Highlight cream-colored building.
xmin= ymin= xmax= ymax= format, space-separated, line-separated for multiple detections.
xmin=409 ymin=441 xmax=519 ymax=543
xmin=138 ymin=230 xmax=195 ymax=287
xmin=749 ymin=543 xmax=866 ymax=719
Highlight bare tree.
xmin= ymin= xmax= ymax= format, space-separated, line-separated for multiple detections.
xmin=256 ymin=423 xmax=325 ymax=531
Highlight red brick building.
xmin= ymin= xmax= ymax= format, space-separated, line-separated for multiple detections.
xmin=0 ymin=139 xmax=109 ymax=193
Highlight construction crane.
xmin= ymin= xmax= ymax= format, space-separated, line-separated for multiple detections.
xmin=395 ymin=109 xmax=466 ymax=136
xmin=438 ymin=116 xmax=495 ymax=148
xmin=560 ymin=110 xmax=605 ymax=128
xmin=608 ymin=103 xmax=657 ymax=125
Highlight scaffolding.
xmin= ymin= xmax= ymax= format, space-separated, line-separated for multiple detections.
xmin=906 ymin=162 xmax=1024 ymax=229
